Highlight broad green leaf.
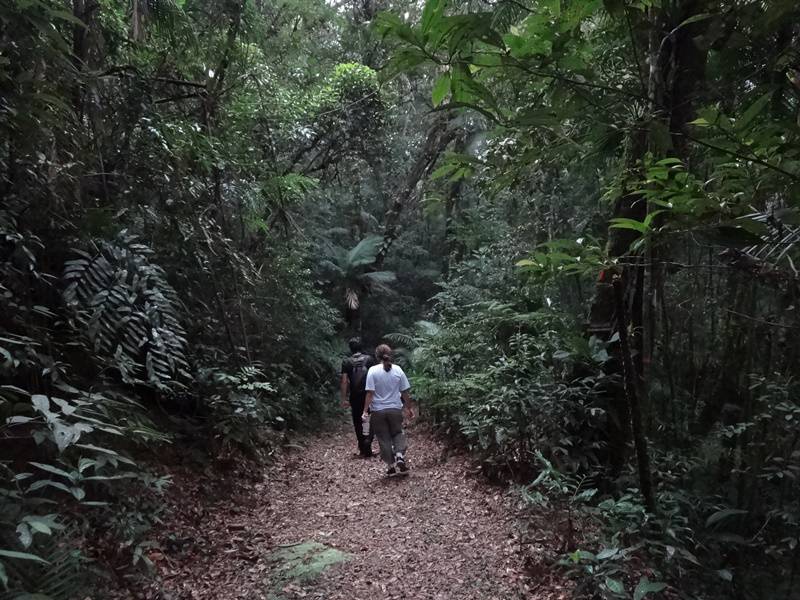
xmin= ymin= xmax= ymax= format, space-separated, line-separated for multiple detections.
xmin=609 ymin=218 xmax=648 ymax=233
xmin=432 ymin=72 xmax=451 ymax=107
xmin=7 ymin=416 xmax=34 ymax=424
xmin=430 ymin=162 xmax=459 ymax=180
xmin=633 ymin=578 xmax=668 ymax=600
xmin=27 ymin=479 xmax=72 ymax=496
xmin=29 ymin=462 xmax=74 ymax=482
xmin=346 ymin=236 xmax=383 ymax=268
xmin=23 ymin=515 xmax=57 ymax=535
xmin=31 ymin=395 xmax=52 ymax=418
xmin=421 ymin=0 xmax=446 ymax=34
xmin=381 ymin=49 xmax=427 ymax=80
xmin=605 ymin=577 xmax=625 ymax=594
xmin=450 ymin=65 xmax=490 ymax=106
xmin=705 ymin=508 xmax=748 ymax=528
xmin=361 ymin=271 xmax=397 ymax=284
xmin=596 ymin=547 xmax=619 ymax=560
xmin=676 ymin=13 xmax=713 ymax=29
xmin=48 ymin=9 xmax=88 ymax=28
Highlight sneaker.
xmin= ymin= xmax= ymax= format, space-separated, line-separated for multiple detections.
xmin=387 ymin=466 xmax=397 ymax=477
xmin=396 ymin=457 xmax=409 ymax=475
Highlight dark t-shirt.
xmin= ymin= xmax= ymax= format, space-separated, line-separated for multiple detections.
xmin=341 ymin=352 xmax=377 ymax=400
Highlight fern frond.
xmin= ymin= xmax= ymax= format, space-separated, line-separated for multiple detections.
xmin=383 ymin=332 xmax=416 ymax=347
xmin=0 ymin=532 xmax=84 ymax=600
xmin=62 ymin=233 xmax=189 ymax=390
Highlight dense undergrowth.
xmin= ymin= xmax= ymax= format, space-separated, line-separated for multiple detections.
xmin=404 ymin=252 xmax=800 ymax=599
xmin=0 ymin=1 xmax=354 ymax=596
xmin=375 ymin=1 xmax=800 ymax=598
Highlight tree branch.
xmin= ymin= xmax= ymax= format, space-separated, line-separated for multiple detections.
xmin=374 ymin=115 xmax=460 ymax=269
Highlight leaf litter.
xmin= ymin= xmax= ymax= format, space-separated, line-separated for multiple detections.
xmin=107 ymin=420 xmax=572 ymax=599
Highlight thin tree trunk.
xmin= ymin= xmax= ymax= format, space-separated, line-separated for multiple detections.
xmin=613 ymin=276 xmax=656 ymax=513
xmin=201 ymin=1 xmax=245 ymax=215
xmin=444 ymin=131 xmax=468 ymax=277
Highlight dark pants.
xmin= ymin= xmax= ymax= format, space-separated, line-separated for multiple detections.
xmin=349 ymin=393 xmax=373 ymax=455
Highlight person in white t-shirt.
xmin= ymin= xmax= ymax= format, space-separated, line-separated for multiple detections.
xmin=362 ymin=344 xmax=415 ymax=476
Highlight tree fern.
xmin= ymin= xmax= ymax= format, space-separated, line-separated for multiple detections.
xmin=63 ymin=232 xmax=189 ymax=391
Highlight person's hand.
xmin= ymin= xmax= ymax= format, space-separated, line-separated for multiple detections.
xmin=340 ymin=399 xmax=350 ymax=409
xmin=361 ymin=412 xmax=369 ymax=421
xmin=404 ymin=406 xmax=415 ymax=420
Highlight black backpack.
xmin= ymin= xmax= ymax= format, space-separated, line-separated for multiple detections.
xmin=348 ymin=353 xmax=370 ymax=394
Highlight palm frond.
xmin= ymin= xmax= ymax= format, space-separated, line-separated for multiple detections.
xmin=383 ymin=332 xmax=416 ymax=347
xmin=741 ymin=209 xmax=800 ymax=269
xmin=359 ymin=270 xmax=396 ymax=294
xmin=131 ymin=0 xmax=192 ymax=41
xmin=346 ymin=236 xmax=383 ymax=269
xmin=361 ymin=270 xmax=396 ymax=284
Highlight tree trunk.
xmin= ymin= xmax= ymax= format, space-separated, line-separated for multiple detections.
xmin=588 ymin=1 xmax=710 ymax=477
xmin=444 ymin=130 xmax=468 ymax=276
xmin=613 ymin=276 xmax=656 ymax=512
xmin=374 ymin=115 xmax=458 ymax=269
xmin=201 ymin=1 xmax=245 ymax=216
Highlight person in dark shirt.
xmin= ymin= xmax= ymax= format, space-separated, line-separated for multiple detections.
xmin=340 ymin=337 xmax=377 ymax=457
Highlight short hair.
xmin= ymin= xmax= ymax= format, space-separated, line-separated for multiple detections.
xmin=375 ymin=343 xmax=392 ymax=361
xmin=348 ymin=337 xmax=362 ymax=353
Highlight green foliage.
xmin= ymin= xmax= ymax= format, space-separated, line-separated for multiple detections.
xmin=408 ymin=252 xmax=607 ymax=478
xmin=63 ymin=233 xmax=190 ymax=391
xmin=6 ymin=0 xmax=800 ymax=597
xmin=200 ymin=365 xmax=283 ymax=451
xmin=0 ymin=0 xmax=348 ymax=595
xmin=380 ymin=0 xmax=800 ymax=597
xmin=320 ymin=236 xmax=396 ymax=313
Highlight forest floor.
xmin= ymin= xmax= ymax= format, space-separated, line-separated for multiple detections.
xmin=116 ymin=419 xmax=571 ymax=600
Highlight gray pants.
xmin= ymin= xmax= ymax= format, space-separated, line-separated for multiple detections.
xmin=370 ymin=409 xmax=407 ymax=465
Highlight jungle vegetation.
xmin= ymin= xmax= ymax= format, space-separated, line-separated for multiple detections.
xmin=2 ymin=0 xmax=800 ymax=598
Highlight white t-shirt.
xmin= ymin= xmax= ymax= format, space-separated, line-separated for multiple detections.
xmin=365 ymin=364 xmax=410 ymax=412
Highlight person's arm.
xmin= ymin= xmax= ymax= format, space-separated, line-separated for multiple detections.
xmin=362 ymin=369 xmax=375 ymax=418
xmin=363 ymin=390 xmax=374 ymax=419
xmin=399 ymin=368 xmax=414 ymax=419
xmin=340 ymin=374 xmax=350 ymax=408
xmin=401 ymin=389 xmax=415 ymax=419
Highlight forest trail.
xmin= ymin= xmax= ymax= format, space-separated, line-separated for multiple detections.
xmin=145 ymin=419 xmax=569 ymax=600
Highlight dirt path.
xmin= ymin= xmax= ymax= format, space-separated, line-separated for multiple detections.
xmin=137 ymin=419 xmax=568 ymax=600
